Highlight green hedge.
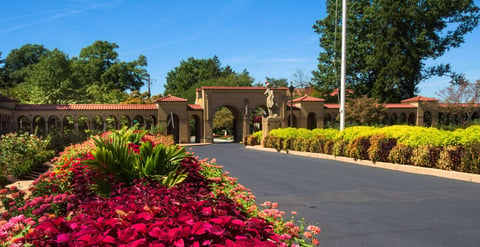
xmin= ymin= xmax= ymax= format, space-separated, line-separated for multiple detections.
xmin=253 ymin=126 xmax=480 ymax=175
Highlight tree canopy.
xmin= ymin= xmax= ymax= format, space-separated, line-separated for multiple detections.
xmin=164 ymin=56 xmax=254 ymax=102
xmin=0 ymin=41 xmax=148 ymax=104
xmin=312 ymin=0 xmax=480 ymax=103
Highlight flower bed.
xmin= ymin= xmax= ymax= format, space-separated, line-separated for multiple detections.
xmin=0 ymin=133 xmax=55 ymax=186
xmin=255 ymin=125 xmax=480 ymax=174
xmin=0 ymin=128 xmax=320 ymax=246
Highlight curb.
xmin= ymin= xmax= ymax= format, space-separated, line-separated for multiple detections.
xmin=245 ymin=145 xmax=480 ymax=184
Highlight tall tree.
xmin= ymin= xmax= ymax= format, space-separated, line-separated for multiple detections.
xmin=4 ymin=44 xmax=49 ymax=88
xmin=74 ymin=41 xmax=147 ymax=96
xmin=313 ymin=0 xmax=480 ymax=103
xmin=21 ymin=49 xmax=77 ymax=104
xmin=164 ymin=56 xmax=223 ymax=98
xmin=164 ymin=56 xmax=254 ymax=102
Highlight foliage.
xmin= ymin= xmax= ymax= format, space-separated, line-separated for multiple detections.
xmin=0 ymin=133 xmax=52 ymax=185
xmin=332 ymin=139 xmax=347 ymax=157
xmin=0 ymin=129 xmax=320 ymax=246
xmin=213 ymin=107 xmax=234 ymax=136
xmin=3 ymin=44 xmax=48 ymax=89
xmin=1 ymin=41 xmax=148 ymax=104
xmin=388 ymin=144 xmax=414 ymax=165
xmin=121 ymin=90 xmax=162 ymax=104
xmin=345 ymin=95 xmax=386 ymax=125
xmin=244 ymin=131 xmax=262 ymax=146
xmin=164 ymin=56 xmax=254 ymax=102
xmin=312 ymin=0 xmax=480 ymax=102
xmin=346 ymin=136 xmax=371 ymax=161
xmin=461 ymin=142 xmax=480 ymax=174
xmin=411 ymin=145 xmax=442 ymax=168
xmin=368 ymin=134 xmax=397 ymax=163
xmin=20 ymin=49 xmax=77 ymax=104
xmin=437 ymin=146 xmax=463 ymax=171
xmin=82 ymin=128 xmax=190 ymax=193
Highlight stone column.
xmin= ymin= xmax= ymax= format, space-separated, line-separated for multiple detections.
xmin=261 ymin=117 xmax=282 ymax=146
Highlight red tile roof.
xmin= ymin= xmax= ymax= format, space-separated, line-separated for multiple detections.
xmin=188 ymin=104 xmax=203 ymax=110
xmin=292 ymin=95 xmax=325 ymax=102
xmin=324 ymin=104 xmax=340 ymax=109
xmin=401 ymin=95 xmax=438 ymax=103
xmin=328 ymin=88 xmax=354 ymax=97
xmin=155 ymin=94 xmax=188 ymax=102
xmin=385 ymin=103 xmax=416 ymax=108
xmin=16 ymin=104 xmax=158 ymax=110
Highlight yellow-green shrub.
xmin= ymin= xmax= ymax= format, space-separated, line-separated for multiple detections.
xmin=388 ymin=144 xmax=413 ymax=165
xmin=412 ymin=145 xmax=441 ymax=168
xmin=437 ymin=146 xmax=463 ymax=171
xmin=368 ymin=134 xmax=397 ymax=163
xmin=461 ymin=142 xmax=480 ymax=174
xmin=346 ymin=136 xmax=371 ymax=161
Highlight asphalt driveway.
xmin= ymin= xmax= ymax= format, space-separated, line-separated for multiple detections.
xmin=190 ymin=143 xmax=480 ymax=247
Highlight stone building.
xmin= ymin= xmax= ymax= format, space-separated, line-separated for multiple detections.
xmin=1 ymin=88 xmax=478 ymax=143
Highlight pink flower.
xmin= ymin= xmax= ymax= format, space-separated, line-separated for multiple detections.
xmin=307 ymin=225 xmax=321 ymax=234
xmin=304 ymin=231 xmax=313 ymax=238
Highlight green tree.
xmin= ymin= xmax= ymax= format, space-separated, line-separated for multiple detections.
xmin=4 ymin=44 xmax=49 ymax=91
xmin=164 ymin=56 xmax=223 ymax=98
xmin=313 ymin=0 xmax=480 ymax=103
xmin=346 ymin=95 xmax=386 ymax=126
xmin=21 ymin=49 xmax=77 ymax=104
xmin=213 ymin=107 xmax=234 ymax=136
xmin=265 ymin=77 xmax=288 ymax=87
xmin=74 ymin=40 xmax=147 ymax=98
xmin=165 ymin=56 xmax=254 ymax=102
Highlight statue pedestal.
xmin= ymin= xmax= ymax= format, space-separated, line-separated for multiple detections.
xmin=261 ymin=117 xmax=282 ymax=146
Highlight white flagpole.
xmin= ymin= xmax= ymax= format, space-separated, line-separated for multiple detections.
xmin=340 ymin=0 xmax=347 ymax=131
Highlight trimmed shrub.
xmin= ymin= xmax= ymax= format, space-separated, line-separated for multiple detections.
xmin=346 ymin=136 xmax=371 ymax=161
xmin=368 ymin=134 xmax=397 ymax=163
xmin=388 ymin=144 xmax=414 ymax=165
xmin=282 ymin=137 xmax=295 ymax=153
xmin=437 ymin=146 xmax=463 ymax=171
xmin=245 ymin=135 xmax=259 ymax=146
xmin=293 ymin=137 xmax=310 ymax=152
xmin=333 ymin=139 xmax=348 ymax=157
xmin=461 ymin=142 xmax=480 ymax=174
xmin=412 ymin=145 xmax=441 ymax=168
xmin=324 ymin=140 xmax=335 ymax=155
xmin=308 ymin=135 xmax=327 ymax=153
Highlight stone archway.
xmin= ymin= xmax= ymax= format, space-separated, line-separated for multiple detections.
xmin=189 ymin=114 xmax=201 ymax=143
xmin=167 ymin=113 xmax=180 ymax=143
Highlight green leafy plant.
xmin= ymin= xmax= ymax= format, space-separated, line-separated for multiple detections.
xmin=83 ymin=129 xmax=191 ymax=195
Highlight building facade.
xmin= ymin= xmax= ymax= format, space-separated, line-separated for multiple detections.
xmin=1 ymin=88 xmax=478 ymax=143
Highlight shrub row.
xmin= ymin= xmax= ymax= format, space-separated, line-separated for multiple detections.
xmin=246 ymin=126 xmax=480 ymax=174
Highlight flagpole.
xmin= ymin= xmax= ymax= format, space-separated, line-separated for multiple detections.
xmin=340 ymin=0 xmax=347 ymax=131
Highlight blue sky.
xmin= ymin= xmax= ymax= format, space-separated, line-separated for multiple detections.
xmin=1 ymin=0 xmax=480 ymax=98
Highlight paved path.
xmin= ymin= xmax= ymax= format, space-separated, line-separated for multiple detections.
xmin=190 ymin=143 xmax=480 ymax=247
